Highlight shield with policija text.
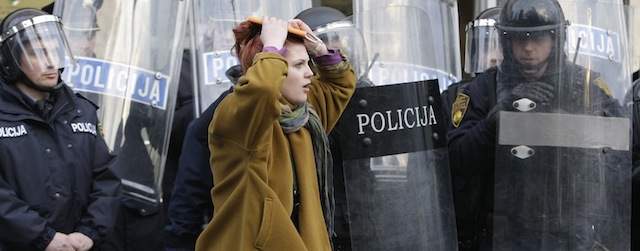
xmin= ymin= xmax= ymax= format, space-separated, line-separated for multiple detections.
xmin=335 ymin=80 xmax=457 ymax=250
xmin=333 ymin=4 xmax=458 ymax=250
xmin=190 ymin=0 xmax=311 ymax=115
xmin=55 ymin=0 xmax=190 ymax=214
xmin=493 ymin=0 xmax=632 ymax=250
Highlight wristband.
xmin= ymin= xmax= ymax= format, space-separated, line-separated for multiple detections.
xmin=262 ymin=46 xmax=287 ymax=56
xmin=310 ymin=41 xmax=324 ymax=56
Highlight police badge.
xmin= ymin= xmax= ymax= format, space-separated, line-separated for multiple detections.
xmin=451 ymin=93 xmax=470 ymax=128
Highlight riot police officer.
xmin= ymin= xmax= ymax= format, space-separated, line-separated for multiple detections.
xmin=448 ymin=0 xmax=627 ymax=250
xmin=442 ymin=8 xmax=501 ymax=249
xmin=442 ymin=6 xmax=501 ymax=125
xmin=0 ymin=8 xmax=121 ymax=251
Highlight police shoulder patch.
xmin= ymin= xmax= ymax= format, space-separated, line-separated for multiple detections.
xmin=451 ymin=93 xmax=470 ymax=128
xmin=98 ymin=122 xmax=105 ymax=138
xmin=593 ymin=77 xmax=612 ymax=98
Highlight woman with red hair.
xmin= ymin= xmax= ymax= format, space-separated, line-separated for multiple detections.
xmin=195 ymin=16 xmax=356 ymax=250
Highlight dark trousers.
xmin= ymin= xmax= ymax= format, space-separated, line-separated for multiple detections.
xmin=99 ymin=205 xmax=165 ymax=251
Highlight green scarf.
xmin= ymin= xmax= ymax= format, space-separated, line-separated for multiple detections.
xmin=279 ymin=102 xmax=335 ymax=238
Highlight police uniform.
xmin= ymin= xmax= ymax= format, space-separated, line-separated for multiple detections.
xmin=0 ymin=82 xmax=121 ymax=250
xmin=448 ymin=63 xmax=624 ymax=250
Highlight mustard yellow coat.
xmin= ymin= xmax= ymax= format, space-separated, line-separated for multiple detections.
xmin=195 ymin=52 xmax=356 ymax=251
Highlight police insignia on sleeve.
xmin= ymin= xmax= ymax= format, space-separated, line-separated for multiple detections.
xmin=594 ymin=77 xmax=612 ymax=98
xmin=451 ymin=93 xmax=470 ymax=128
xmin=98 ymin=122 xmax=105 ymax=138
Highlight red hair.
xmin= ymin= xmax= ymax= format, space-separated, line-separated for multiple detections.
xmin=232 ymin=20 xmax=304 ymax=74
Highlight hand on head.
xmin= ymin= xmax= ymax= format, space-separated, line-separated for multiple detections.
xmin=259 ymin=16 xmax=288 ymax=50
xmin=289 ymin=18 xmax=328 ymax=56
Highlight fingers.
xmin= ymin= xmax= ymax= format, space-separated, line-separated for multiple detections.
xmin=512 ymin=81 xmax=555 ymax=104
xmin=68 ymin=232 xmax=94 ymax=251
xmin=44 ymin=233 xmax=75 ymax=251
xmin=529 ymin=82 xmax=554 ymax=102
xmin=260 ymin=16 xmax=288 ymax=49
xmin=288 ymin=19 xmax=312 ymax=33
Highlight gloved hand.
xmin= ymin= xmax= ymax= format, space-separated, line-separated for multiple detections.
xmin=508 ymin=81 xmax=555 ymax=110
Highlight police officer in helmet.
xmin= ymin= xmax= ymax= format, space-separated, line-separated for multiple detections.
xmin=448 ymin=0 xmax=624 ymax=250
xmin=443 ymin=6 xmax=501 ymax=139
xmin=0 ymin=8 xmax=121 ymax=251
xmin=444 ymin=7 xmax=502 ymax=250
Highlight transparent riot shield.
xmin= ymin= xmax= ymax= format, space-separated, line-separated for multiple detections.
xmin=190 ymin=0 xmax=311 ymax=115
xmin=313 ymin=18 xmax=369 ymax=81
xmin=55 ymin=0 xmax=190 ymax=213
xmin=353 ymin=0 xmax=461 ymax=91
xmin=493 ymin=1 xmax=632 ymax=250
xmin=335 ymin=5 xmax=458 ymax=250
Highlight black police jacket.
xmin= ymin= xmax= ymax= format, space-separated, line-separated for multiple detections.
xmin=164 ymin=87 xmax=233 ymax=249
xmin=447 ymin=63 xmax=626 ymax=240
xmin=0 ymin=82 xmax=121 ymax=250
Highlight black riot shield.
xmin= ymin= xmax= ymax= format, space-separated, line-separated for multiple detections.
xmin=56 ymin=0 xmax=190 ymax=213
xmin=190 ymin=0 xmax=311 ymax=115
xmin=338 ymin=4 xmax=459 ymax=250
xmin=336 ymin=80 xmax=457 ymax=250
xmin=493 ymin=0 xmax=632 ymax=250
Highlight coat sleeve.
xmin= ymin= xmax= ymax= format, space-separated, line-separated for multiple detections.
xmin=210 ymin=52 xmax=286 ymax=149
xmin=447 ymin=76 xmax=497 ymax=177
xmin=307 ymin=50 xmax=356 ymax=132
xmin=76 ymin=113 xmax=122 ymax=242
xmin=0 ymin=175 xmax=57 ymax=249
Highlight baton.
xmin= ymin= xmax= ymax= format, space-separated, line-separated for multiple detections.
xmin=247 ymin=16 xmax=321 ymax=44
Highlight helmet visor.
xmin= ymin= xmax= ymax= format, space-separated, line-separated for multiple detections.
xmin=464 ymin=19 xmax=503 ymax=73
xmin=3 ymin=16 xmax=75 ymax=74
xmin=315 ymin=20 xmax=368 ymax=78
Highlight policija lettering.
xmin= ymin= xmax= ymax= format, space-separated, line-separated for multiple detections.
xmin=356 ymin=105 xmax=438 ymax=135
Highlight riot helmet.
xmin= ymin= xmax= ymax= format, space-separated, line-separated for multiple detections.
xmin=0 ymin=8 xmax=75 ymax=89
xmin=295 ymin=7 xmax=369 ymax=80
xmin=295 ymin=6 xmax=347 ymax=31
xmin=464 ymin=7 xmax=502 ymax=74
xmin=495 ymin=0 xmax=568 ymax=77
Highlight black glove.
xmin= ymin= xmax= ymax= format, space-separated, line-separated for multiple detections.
xmin=509 ymin=81 xmax=555 ymax=108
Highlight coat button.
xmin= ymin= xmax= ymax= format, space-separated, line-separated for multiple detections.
xmin=67 ymin=144 xmax=73 ymax=149
xmin=45 ymin=148 xmax=51 ymax=153
xmin=54 ymin=193 xmax=60 ymax=198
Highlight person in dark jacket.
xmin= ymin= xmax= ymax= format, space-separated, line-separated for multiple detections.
xmin=448 ymin=0 xmax=627 ymax=250
xmin=441 ymin=7 xmax=501 ymax=251
xmin=0 ymin=8 xmax=121 ymax=251
xmin=161 ymin=49 xmax=196 ymax=225
xmin=162 ymin=66 xmax=238 ymax=251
